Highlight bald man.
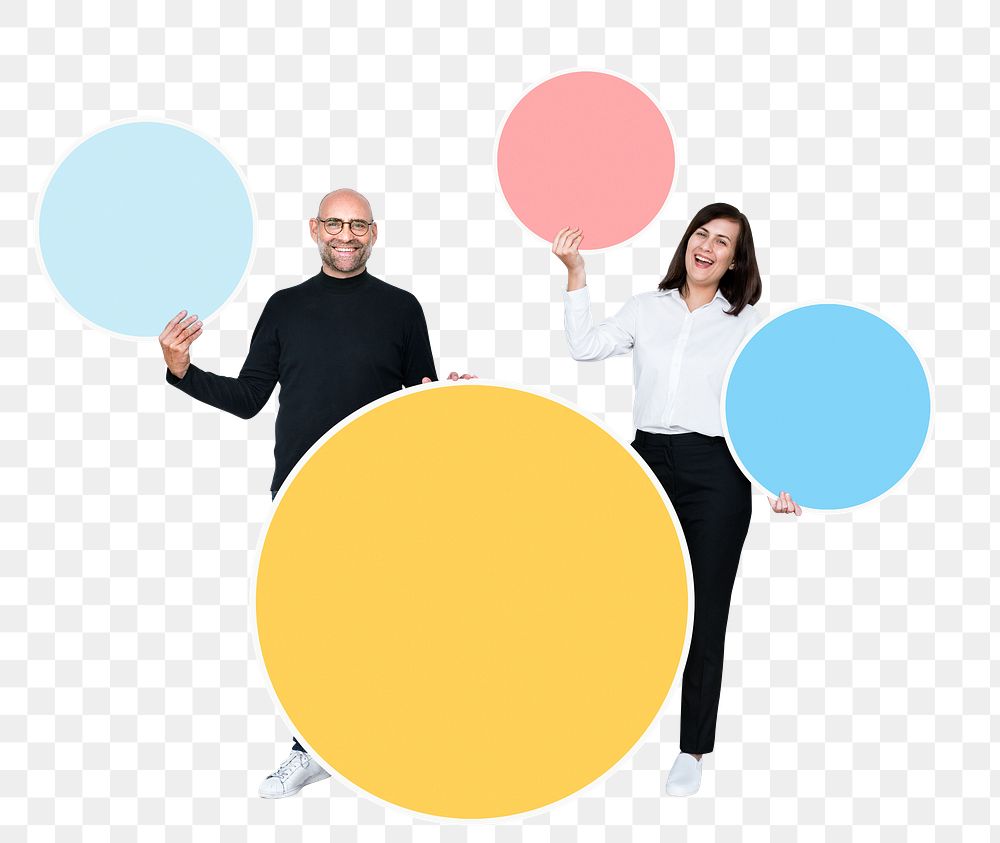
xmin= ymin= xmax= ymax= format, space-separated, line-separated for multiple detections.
xmin=159 ymin=189 xmax=466 ymax=798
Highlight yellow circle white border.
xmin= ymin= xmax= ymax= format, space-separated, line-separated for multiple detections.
xmin=248 ymin=379 xmax=695 ymax=822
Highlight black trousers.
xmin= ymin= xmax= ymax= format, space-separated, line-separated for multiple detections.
xmin=271 ymin=489 xmax=308 ymax=755
xmin=631 ymin=430 xmax=751 ymax=755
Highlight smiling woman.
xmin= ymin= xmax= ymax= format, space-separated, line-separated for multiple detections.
xmin=552 ymin=202 xmax=802 ymax=798
xmin=656 ymin=203 xmax=762 ymax=316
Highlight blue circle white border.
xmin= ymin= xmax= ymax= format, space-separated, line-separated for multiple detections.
xmin=31 ymin=116 xmax=259 ymax=342
xmin=720 ymin=299 xmax=936 ymax=515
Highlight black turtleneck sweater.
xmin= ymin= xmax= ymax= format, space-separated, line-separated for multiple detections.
xmin=166 ymin=268 xmax=437 ymax=492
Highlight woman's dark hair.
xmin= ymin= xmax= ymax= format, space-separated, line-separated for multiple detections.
xmin=657 ymin=203 xmax=762 ymax=316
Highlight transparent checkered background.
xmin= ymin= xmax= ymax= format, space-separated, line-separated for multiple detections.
xmin=1 ymin=0 xmax=995 ymax=839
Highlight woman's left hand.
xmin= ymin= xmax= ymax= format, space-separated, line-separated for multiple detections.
xmin=768 ymin=491 xmax=802 ymax=516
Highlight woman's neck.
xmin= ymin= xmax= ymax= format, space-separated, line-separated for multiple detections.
xmin=682 ymin=281 xmax=718 ymax=312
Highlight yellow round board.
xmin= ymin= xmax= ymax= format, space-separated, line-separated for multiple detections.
xmin=253 ymin=383 xmax=689 ymax=819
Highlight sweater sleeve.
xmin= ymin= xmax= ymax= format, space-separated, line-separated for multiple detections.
xmin=401 ymin=296 xmax=437 ymax=386
xmin=563 ymin=286 xmax=638 ymax=361
xmin=165 ymin=297 xmax=280 ymax=419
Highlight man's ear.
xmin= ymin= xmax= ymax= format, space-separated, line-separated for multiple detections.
xmin=308 ymin=217 xmax=320 ymax=244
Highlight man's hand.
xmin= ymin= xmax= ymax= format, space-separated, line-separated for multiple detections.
xmin=421 ymin=372 xmax=478 ymax=384
xmin=159 ymin=310 xmax=203 ymax=380
xmin=768 ymin=491 xmax=803 ymax=516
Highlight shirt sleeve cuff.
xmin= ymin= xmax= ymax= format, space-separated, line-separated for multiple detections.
xmin=562 ymin=286 xmax=592 ymax=310
xmin=165 ymin=365 xmax=199 ymax=391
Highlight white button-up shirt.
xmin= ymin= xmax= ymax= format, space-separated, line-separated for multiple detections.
xmin=563 ymin=285 xmax=762 ymax=436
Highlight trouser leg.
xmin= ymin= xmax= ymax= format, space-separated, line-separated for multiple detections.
xmin=632 ymin=432 xmax=750 ymax=755
xmin=676 ymin=497 xmax=749 ymax=754
xmin=270 ymin=489 xmax=305 ymax=754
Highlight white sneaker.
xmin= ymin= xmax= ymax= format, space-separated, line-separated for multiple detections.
xmin=258 ymin=749 xmax=331 ymax=798
xmin=665 ymin=752 xmax=702 ymax=796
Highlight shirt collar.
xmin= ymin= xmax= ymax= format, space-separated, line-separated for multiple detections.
xmin=658 ymin=286 xmax=731 ymax=308
xmin=310 ymin=267 xmax=373 ymax=294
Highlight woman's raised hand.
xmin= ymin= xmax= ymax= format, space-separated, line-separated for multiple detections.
xmin=553 ymin=227 xmax=586 ymax=291
xmin=552 ymin=226 xmax=585 ymax=271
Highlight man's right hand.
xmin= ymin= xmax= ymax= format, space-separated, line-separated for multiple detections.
xmin=159 ymin=310 xmax=203 ymax=379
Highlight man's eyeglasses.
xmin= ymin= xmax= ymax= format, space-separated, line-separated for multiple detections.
xmin=316 ymin=218 xmax=374 ymax=236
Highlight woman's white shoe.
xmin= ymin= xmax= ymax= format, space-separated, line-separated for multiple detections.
xmin=665 ymin=752 xmax=703 ymax=796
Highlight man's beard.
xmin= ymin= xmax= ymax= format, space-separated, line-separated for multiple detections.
xmin=319 ymin=239 xmax=370 ymax=274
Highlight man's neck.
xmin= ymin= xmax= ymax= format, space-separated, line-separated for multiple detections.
xmin=320 ymin=264 xmax=368 ymax=279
